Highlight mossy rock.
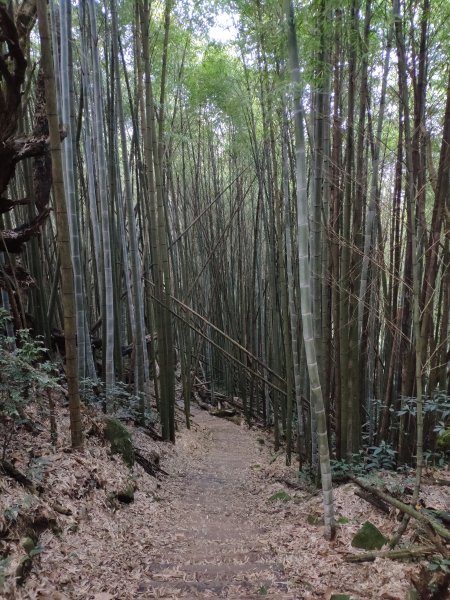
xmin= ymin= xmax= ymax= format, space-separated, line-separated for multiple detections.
xmin=20 ymin=537 xmax=34 ymax=554
xmin=436 ymin=429 xmax=450 ymax=452
xmin=351 ymin=521 xmax=387 ymax=550
xmin=269 ymin=490 xmax=291 ymax=502
xmin=105 ymin=417 xmax=134 ymax=467
xmin=331 ymin=595 xmax=351 ymax=600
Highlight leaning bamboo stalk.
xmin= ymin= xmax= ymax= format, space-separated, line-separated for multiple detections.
xmin=352 ymin=476 xmax=450 ymax=541
xmin=150 ymin=289 xmax=288 ymax=397
xmin=150 ymin=285 xmax=286 ymax=385
xmin=284 ymin=0 xmax=335 ymax=540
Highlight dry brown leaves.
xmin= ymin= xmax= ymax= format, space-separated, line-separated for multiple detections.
xmin=0 ymin=400 xmax=448 ymax=599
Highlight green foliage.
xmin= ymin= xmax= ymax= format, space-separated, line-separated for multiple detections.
xmin=397 ymin=393 xmax=450 ymax=462
xmin=436 ymin=429 xmax=450 ymax=451
xmin=331 ymin=442 xmax=399 ymax=477
xmin=337 ymin=516 xmax=349 ymax=525
xmin=80 ymin=377 xmax=153 ymax=426
xmin=0 ymin=555 xmax=9 ymax=588
xmin=366 ymin=441 xmax=397 ymax=470
xmin=257 ymin=585 xmax=268 ymax=595
xmin=269 ymin=490 xmax=291 ymax=502
xmin=397 ymin=392 xmax=450 ymax=423
xmin=104 ymin=417 xmax=134 ymax=467
xmin=3 ymin=494 xmax=33 ymax=524
xmin=331 ymin=451 xmax=368 ymax=478
xmin=427 ymin=558 xmax=450 ymax=574
xmin=186 ymin=44 xmax=245 ymax=121
xmin=20 ymin=537 xmax=35 ymax=554
xmin=0 ymin=311 xmax=61 ymax=458
xmin=423 ymin=450 xmax=448 ymax=468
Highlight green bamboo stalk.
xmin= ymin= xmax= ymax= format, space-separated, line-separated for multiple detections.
xmin=284 ymin=0 xmax=335 ymax=540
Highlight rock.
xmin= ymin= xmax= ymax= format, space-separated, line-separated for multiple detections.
xmin=351 ymin=521 xmax=387 ymax=550
xmin=331 ymin=595 xmax=351 ymax=600
xmin=104 ymin=417 xmax=134 ymax=467
xmin=148 ymin=450 xmax=160 ymax=466
xmin=228 ymin=415 xmax=242 ymax=425
xmin=116 ymin=482 xmax=136 ymax=504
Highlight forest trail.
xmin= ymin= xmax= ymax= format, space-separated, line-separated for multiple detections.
xmin=138 ymin=407 xmax=290 ymax=598
xmin=18 ymin=405 xmax=433 ymax=600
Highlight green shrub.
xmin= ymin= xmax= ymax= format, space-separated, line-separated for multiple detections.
xmin=0 ymin=310 xmax=61 ymax=458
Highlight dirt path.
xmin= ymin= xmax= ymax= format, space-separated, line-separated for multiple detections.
xmin=20 ymin=404 xmax=434 ymax=599
xmin=138 ymin=407 xmax=290 ymax=598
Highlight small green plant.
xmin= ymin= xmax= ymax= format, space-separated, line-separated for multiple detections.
xmin=337 ymin=516 xmax=349 ymax=524
xmin=0 ymin=311 xmax=61 ymax=458
xmin=80 ymin=377 xmax=154 ymax=426
xmin=3 ymin=494 xmax=33 ymax=525
xmin=331 ymin=451 xmax=368 ymax=478
xmin=258 ymin=585 xmax=268 ymax=595
xmin=423 ymin=450 xmax=448 ymax=467
xmin=397 ymin=393 xmax=450 ymax=451
xmin=331 ymin=443 xmax=399 ymax=477
xmin=427 ymin=558 xmax=450 ymax=574
xmin=0 ymin=555 xmax=10 ymax=587
xmin=366 ymin=441 xmax=397 ymax=470
xmin=4 ymin=502 xmax=21 ymax=523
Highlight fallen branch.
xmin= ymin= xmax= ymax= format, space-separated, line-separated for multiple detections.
xmin=134 ymin=449 xmax=168 ymax=477
xmin=274 ymin=477 xmax=304 ymax=491
xmin=0 ymin=460 xmax=35 ymax=490
xmin=351 ymin=477 xmax=450 ymax=541
xmin=197 ymin=400 xmax=211 ymax=411
xmin=210 ymin=408 xmax=236 ymax=418
xmin=433 ymin=479 xmax=450 ymax=487
xmin=354 ymin=489 xmax=390 ymax=514
xmin=52 ymin=503 xmax=72 ymax=516
xmin=345 ymin=545 xmax=435 ymax=563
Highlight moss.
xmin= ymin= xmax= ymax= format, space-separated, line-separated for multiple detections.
xmin=337 ymin=516 xmax=349 ymax=525
xmin=269 ymin=490 xmax=291 ymax=502
xmin=351 ymin=521 xmax=387 ymax=550
xmin=105 ymin=417 xmax=134 ymax=467
xmin=20 ymin=537 xmax=34 ymax=554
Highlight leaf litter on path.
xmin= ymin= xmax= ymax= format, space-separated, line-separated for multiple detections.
xmin=2 ymin=403 xmax=447 ymax=599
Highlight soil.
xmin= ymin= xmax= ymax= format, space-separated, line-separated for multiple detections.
xmin=1 ymin=402 xmax=449 ymax=599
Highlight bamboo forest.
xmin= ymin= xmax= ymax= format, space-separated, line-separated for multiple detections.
xmin=0 ymin=0 xmax=449 ymax=597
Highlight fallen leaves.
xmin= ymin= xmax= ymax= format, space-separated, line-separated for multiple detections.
xmin=1 ymin=401 xmax=448 ymax=599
